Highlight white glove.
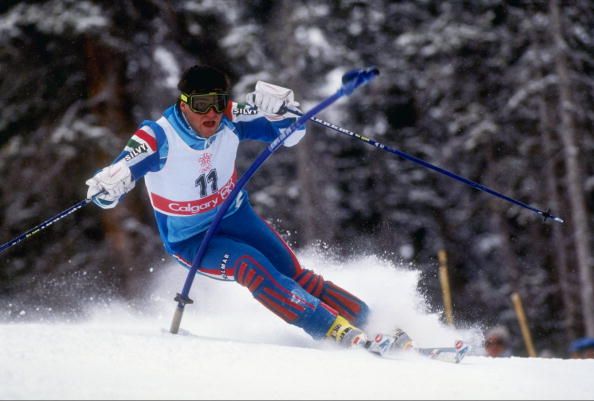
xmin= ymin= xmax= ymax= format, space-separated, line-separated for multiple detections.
xmin=85 ymin=160 xmax=135 ymax=209
xmin=245 ymin=81 xmax=299 ymax=115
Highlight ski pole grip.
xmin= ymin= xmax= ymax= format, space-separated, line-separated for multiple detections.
xmin=341 ymin=67 xmax=380 ymax=95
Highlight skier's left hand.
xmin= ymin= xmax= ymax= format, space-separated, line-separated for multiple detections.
xmin=246 ymin=81 xmax=300 ymax=115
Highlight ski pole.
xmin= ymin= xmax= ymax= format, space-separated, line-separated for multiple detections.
xmin=0 ymin=198 xmax=93 ymax=255
xmin=286 ymin=109 xmax=564 ymax=224
xmin=169 ymin=67 xmax=380 ymax=334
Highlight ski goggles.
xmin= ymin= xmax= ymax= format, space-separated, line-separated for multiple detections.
xmin=179 ymin=92 xmax=229 ymax=114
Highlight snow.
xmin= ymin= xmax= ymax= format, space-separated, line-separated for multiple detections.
xmin=153 ymin=47 xmax=181 ymax=90
xmin=1 ymin=252 xmax=593 ymax=400
xmin=0 ymin=1 xmax=107 ymax=37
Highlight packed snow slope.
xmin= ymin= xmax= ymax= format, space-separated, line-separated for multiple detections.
xmin=1 ymin=252 xmax=593 ymax=400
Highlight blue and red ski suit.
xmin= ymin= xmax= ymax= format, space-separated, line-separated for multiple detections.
xmin=105 ymin=102 xmax=369 ymax=339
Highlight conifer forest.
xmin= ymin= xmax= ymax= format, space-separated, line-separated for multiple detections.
xmin=0 ymin=0 xmax=592 ymax=357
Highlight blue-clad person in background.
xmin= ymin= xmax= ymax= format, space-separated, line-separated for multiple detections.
xmin=85 ymin=65 xmax=370 ymax=347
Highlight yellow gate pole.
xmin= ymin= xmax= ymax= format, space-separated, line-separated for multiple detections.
xmin=438 ymin=249 xmax=454 ymax=326
xmin=511 ymin=292 xmax=537 ymax=357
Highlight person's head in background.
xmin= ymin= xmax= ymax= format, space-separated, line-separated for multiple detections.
xmin=484 ymin=325 xmax=513 ymax=358
xmin=569 ymin=337 xmax=594 ymax=359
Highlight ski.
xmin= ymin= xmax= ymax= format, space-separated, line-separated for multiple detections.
xmin=366 ymin=332 xmax=471 ymax=364
xmin=413 ymin=341 xmax=471 ymax=364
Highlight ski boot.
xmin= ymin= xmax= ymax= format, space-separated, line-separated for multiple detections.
xmin=326 ymin=315 xmax=368 ymax=348
xmin=391 ymin=328 xmax=414 ymax=350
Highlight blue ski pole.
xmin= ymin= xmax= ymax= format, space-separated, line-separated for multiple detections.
xmin=0 ymin=198 xmax=94 ymax=255
xmin=169 ymin=67 xmax=379 ymax=334
xmin=286 ymin=110 xmax=564 ymax=224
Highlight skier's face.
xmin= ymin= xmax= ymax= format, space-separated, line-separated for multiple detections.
xmin=180 ymin=101 xmax=223 ymax=138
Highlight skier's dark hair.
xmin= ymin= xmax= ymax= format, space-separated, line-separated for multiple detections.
xmin=177 ymin=65 xmax=230 ymax=95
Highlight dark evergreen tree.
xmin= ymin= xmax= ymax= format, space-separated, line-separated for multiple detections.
xmin=0 ymin=0 xmax=592 ymax=356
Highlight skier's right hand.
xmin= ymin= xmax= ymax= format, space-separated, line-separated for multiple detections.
xmin=85 ymin=160 xmax=135 ymax=209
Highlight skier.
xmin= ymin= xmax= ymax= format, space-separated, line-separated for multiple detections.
xmin=85 ymin=65 xmax=372 ymax=348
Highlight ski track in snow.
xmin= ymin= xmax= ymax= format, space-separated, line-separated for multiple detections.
xmin=1 ymin=251 xmax=593 ymax=400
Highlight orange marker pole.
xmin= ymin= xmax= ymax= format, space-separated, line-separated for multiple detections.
xmin=511 ymin=292 xmax=537 ymax=357
xmin=438 ymin=250 xmax=454 ymax=326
